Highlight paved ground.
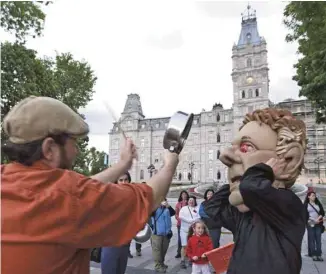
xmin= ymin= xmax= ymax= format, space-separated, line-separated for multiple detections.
xmin=91 ymin=198 xmax=326 ymax=274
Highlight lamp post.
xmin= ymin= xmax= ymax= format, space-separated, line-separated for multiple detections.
xmin=314 ymin=157 xmax=323 ymax=182
xmin=148 ymin=164 xmax=155 ymax=178
xmin=189 ymin=162 xmax=195 ymax=184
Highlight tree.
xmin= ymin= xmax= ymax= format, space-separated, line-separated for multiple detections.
xmin=284 ymin=2 xmax=326 ymax=123
xmin=1 ymin=2 xmax=105 ymax=175
xmin=0 ymin=1 xmax=51 ymax=42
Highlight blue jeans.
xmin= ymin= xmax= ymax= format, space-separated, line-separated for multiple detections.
xmin=307 ymin=225 xmax=323 ymax=256
xmin=209 ymin=228 xmax=221 ymax=249
xmin=101 ymin=245 xmax=129 ymax=274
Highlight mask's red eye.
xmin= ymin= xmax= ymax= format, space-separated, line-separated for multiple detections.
xmin=240 ymin=143 xmax=251 ymax=153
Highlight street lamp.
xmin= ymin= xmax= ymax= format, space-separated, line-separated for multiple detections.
xmin=189 ymin=162 xmax=195 ymax=184
xmin=148 ymin=164 xmax=155 ymax=178
xmin=314 ymin=156 xmax=323 ymax=182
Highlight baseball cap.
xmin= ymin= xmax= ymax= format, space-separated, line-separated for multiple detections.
xmin=3 ymin=96 xmax=89 ymax=144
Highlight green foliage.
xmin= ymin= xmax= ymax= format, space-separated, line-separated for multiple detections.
xmin=0 ymin=1 xmax=51 ymax=42
xmin=284 ymin=2 xmax=326 ymax=123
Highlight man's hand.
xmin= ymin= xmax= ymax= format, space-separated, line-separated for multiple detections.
xmin=201 ymin=253 xmax=207 ymax=258
xmin=120 ymin=138 xmax=137 ymax=169
xmin=192 ymin=256 xmax=198 ymax=261
xmin=265 ymin=158 xmax=286 ymax=179
xmin=163 ymin=150 xmax=179 ymax=170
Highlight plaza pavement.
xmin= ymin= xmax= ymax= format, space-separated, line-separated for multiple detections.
xmin=90 ymin=198 xmax=326 ymax=274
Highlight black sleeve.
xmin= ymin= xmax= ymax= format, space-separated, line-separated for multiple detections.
xmin=168 ymin=206 xmax=176 ymax=217
xmin=239 ymin=163 xmax=300 ymax=230
xmin=319 ymin=203 xmax=325 ymax=217
xmin=203 ymin=184 xmax=240 ymax=234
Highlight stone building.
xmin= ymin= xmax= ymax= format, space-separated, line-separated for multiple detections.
xmin=109 ymin=6 xmax=326 ymax=183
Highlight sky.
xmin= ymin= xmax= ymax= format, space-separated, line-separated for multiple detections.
xmin=3 ymin=1 xmax=302 ymax=152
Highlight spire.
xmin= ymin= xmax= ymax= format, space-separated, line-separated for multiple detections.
xmin=122 ymin=93 xmax=144 ymax=117
xmin=237 ymin=4 xmax=262 ymax=47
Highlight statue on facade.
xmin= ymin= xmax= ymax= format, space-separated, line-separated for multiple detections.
xmin=203 ymin=108 xmax=308 ymax=274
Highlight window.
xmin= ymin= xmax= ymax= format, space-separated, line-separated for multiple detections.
xmin=140 ymin=153 xmax=145 ymax=163
xmin=217 ymin=150 xmax=221 ymax=159
xmin=178 ymin=173 xmax=182 ymax=181
xmin=216 ymin=133 xmax=221 ymax=143
xmin=140 ymin=170 xmax=144 ymax=180
xmin=247 ymin=58 xmax=252 ymax=67
xmin=255 ymin=88 xmax=259 ymax=97
xmin=208 ymin=131 xmax=214 ymax=143
xmin=183 ymin=169 xmax=188 ymax=180
xmin=114 ymin=139 xmax=119 ymax=149
xmin=140 ymin=138 xmax=145 ymax=147
xmin=216 ymin=113 xmax=220 ymax=122
xmin=194 ymin=169 xmax=198 ymax=180
xmin=242 ymin=90 xmax=245 ymax=98
xmin=217 ymin=170 xmax=221 ymax=180
xmin=208 ymin=168 xmax=213 ymax=179
xmin=224 ymin=113 xmax=229 ymax=122
xmin=248 ymin=89 xmax=253 ymax=98
xmin=208 ymin=150 xmax=214 ymax=160
xmin=194 ymin=134 xmax=199 ymax=144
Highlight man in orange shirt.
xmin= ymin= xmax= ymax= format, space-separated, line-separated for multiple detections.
xmin=1 ymin=96 xmax=179 ymax=274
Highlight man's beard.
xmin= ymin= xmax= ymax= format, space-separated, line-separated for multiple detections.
xmin=58 ymin=147 xmax=73 ymax=170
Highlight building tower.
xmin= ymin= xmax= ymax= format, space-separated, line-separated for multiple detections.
xmin=231 ymin=5 xmax=270 ymax=132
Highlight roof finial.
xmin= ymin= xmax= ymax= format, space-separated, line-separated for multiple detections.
xmin=241 ymin=3 xmax=256 ymax=21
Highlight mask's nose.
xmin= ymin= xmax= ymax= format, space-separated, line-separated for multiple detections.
xmin=219 ymin=147 xmax=241 ymax=167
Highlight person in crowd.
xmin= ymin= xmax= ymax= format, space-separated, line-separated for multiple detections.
xmin=151 ymin=198 xmax=175 ymax=273
xmin=101 ymin=172 xmax=133 ymax=273
xmin=134 ymin=181 xmax=150 ymax=256
xmin=199 ymin=189 xmax=221 ymax=249
xmin=1 ymin=96 xmax=179 ymax=274
xmin=179 ymin=196 xmax=200 ymax=269
xmin=186 ymin=220 xmax=213 ymax=274
xmin=175 ymin=190 xmax=189 ymax=258
xmin=304 ymin=191 xmax=325 ymax=261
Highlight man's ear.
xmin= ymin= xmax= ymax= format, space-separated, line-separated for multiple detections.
xmin=278 ymin=142 xmax=304 ymax=180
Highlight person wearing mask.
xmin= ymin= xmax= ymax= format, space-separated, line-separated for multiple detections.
xmin=199 ymin=189 xmax=222 ymax=249
xmin=151 ymin=198 xmax=175 ymax=273
xmin=174 ymin=190 xmax=189 ymax=258
xmin=179 ymin=196 xmax=200 ymax=269
xmin=101 ymin=172 xmax=133 ymax=274
xmin=1 ymin=96 xmax=179 ymax=274
xmin=304 ymin=191 xmax=325 ymax=261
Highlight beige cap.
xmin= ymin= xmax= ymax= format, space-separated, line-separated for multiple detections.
xmin=3 ymin=96 xmax=89 ymax=144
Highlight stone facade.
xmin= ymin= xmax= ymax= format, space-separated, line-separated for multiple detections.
xmin=108 ymin=7 xmax=326 ymax=183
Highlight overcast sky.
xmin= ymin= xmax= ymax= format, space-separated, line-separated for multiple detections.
xmin=3 ymin=1 xmax=302 ymax=152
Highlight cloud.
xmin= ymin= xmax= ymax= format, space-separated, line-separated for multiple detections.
xmin=269 ymin=76 xmax=303 ymax=104
xmin=147 ymin=30 xmax=184 ymax=50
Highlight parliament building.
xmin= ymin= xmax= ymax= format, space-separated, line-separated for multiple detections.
xmin=109 ymin=7 xmax=326 ymax=184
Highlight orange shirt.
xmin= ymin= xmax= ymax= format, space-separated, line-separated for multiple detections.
xmin=1 ymin=162 xmax=153 ymax=274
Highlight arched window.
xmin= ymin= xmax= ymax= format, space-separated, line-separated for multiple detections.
xmin=248 ymin=89 xmax=253 ymax=98
xmin=255 ymin=88 xmax=259 ymax=97
xmin=217 ymin=150 xmax=220 ymax=159
xmin=178 ymin=173 xmax=182 ymax=181
xmin=217 ymin=171 xmax=221 ymax=180
xmin=216 ymin=113 xmax=220 ymax=122
xmin=241 ymin=90 xmax=245 ymax=98
xmin=140 ymin=170 xmax=144 ymax=180
xmin=216 ymin=133 xmax=220 ymax=143
xmin=247 ymin=58 xmax=252 ymax=67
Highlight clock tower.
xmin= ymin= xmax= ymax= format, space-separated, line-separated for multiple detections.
xmin=231 ymin=5 xmax=270 ymax=131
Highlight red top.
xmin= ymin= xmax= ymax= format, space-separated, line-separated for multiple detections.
xmin=175 ymin=200 xmax=188 ymax=227
xmin=186 ymin=234 xmax=213 ymax=264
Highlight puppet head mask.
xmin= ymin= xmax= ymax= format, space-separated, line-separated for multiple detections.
xmin=219 ymin=108 xmax=307 ymax=212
